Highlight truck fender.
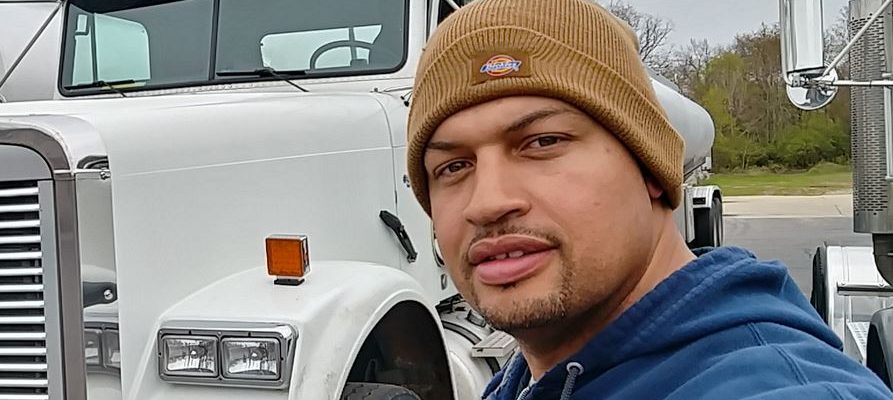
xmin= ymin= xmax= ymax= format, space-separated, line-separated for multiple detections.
xmin=133 ymin=261 xmax=453 ymax=400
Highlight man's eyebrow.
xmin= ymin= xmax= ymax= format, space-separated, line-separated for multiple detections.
xmin=426 ymin=107 xmax=574 ymax=153
xmin=504 ymin=107 xmax=573 ymax=133
xmin=426 ymin=141 xmax=460 ymax=152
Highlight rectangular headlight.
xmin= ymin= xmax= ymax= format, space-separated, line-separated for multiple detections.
xmin=103 ymin=329 xmax=121 ymax=369
xmin=160 ymin=336 xmax=218 ymax=377
xmin=84 ymin=329 xmax=102 ymax=366
xmin=221 ymin=338 xmax=281 ymax=380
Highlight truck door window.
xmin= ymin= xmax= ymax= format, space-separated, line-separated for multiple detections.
xmin=70 ymin=13 xmax=152 ymax=86
xmin=62 ymin=0 xmax=214 ymax=94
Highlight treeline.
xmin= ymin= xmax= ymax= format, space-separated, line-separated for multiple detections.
xmin=607 ymin=2 xmax=850 ymax=172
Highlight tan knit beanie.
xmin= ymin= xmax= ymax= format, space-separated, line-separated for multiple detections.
xmin=407 ymin=0 xmax=684 ymax=214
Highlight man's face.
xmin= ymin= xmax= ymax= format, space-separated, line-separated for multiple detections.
xmin=424 ymin=96 xmax=659 ymax=332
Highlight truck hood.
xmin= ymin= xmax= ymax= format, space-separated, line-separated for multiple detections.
xmin=0 ymin=91 xmax=402 ymax=176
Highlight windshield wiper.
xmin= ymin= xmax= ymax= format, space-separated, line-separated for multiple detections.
xmin=64 ymin=79 xmax=136 ymax=97
xmin=216 ymin=67 xmax=309 ymax=92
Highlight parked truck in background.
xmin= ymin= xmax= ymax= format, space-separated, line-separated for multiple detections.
xmin=781 ymin=0 xmax=893 ymax=389
xmin=0 ymin=0 xmax=722 ymax=398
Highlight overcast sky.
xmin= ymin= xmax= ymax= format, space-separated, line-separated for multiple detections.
xmin=612 ymin=0 xmax=848 ymax=47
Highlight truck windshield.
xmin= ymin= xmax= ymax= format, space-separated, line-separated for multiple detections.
xmin=60 ymin=0 xmax=408 ymax=95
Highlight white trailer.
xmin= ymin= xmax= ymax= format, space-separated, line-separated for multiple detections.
xmin=0 ymin=1 xmax=720 ymax=398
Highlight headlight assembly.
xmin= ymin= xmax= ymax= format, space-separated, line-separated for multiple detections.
xmin=157 ymin=323 xmax=295 ymax=389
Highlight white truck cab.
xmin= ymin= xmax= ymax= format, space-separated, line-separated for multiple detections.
xmin=0 ymin=1 xmax=720 ymax=399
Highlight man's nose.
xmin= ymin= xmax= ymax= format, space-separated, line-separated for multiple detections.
xmin=462 ymin=156 xmax=530 ymax=226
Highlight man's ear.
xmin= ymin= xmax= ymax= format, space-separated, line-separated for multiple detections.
xmin=645 ymin=175 xmax=664 ymax=200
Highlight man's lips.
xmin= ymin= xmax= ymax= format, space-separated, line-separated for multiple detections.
xmin=468 ymin=235 xmax=557 ymax=286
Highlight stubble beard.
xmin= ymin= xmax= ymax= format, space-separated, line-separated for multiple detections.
xmin=467 ymin=256 xmax=577 ymax=333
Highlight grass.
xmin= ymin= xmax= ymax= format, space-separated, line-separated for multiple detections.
xmin=703 ymin=163 xmax=853 ymax=196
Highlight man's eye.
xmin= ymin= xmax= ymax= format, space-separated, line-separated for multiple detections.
xmin=528 ymin=136 xmax=564 ymax=149
xmin=437 ymin=161 xmax=471 ymax=177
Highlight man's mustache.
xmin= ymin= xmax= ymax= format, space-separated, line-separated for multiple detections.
xmin=463 ymin=224 xmax=562 ymax=265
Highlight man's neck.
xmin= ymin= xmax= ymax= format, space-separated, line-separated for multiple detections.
xmin=514 ymin=206 xmax=697 ymax=379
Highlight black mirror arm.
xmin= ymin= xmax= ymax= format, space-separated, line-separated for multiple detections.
xmin=379 ymin=210 xmax=419 ymax=263
xmin=83 ymin=281 xmax=117 ymax=308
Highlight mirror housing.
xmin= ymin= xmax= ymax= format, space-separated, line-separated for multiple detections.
xmin=779 ymin=0 xmax=827 ymax=76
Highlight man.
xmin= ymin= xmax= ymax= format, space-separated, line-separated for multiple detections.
xmin=405 ymin=0 xmax=893 ymax=399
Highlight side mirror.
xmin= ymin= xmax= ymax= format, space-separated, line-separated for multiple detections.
xmin=780 ymin=0 xmax=826 ymax=76
xmin=779 ymin=0 xmax=839 ymax=109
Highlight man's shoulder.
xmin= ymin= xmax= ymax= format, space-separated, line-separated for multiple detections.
xmin=677 ymin=322 xmax=893 ymax=399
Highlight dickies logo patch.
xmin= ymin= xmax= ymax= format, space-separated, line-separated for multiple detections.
xmin=480 ymin=55 xmax=523 ymax=77
xmin=472 ymin=51 xmax=532 ymax=85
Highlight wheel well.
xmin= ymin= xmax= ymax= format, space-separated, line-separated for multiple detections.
xmin=346 ymin=301 xmax=453 ymax=400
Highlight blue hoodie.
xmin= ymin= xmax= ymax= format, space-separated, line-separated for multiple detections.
xmin=482 ymin=247 xmax=893 ymax=400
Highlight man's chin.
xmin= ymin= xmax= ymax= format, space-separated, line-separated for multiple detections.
xmin=474 ymin=292 xmax=569 ymax=332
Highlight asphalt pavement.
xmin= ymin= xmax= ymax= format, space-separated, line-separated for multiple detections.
xmin=722 ymin=194 xmax=871 ymax=296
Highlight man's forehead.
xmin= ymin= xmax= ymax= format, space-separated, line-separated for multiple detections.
xmin=427 ymin=97 xmax=583 ymax=150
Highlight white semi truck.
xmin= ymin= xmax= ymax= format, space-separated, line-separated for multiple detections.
xmin=780 ymin=0 xmax=893 ymax=389
xmin=0 ymin=0 xmax=721 ymax=399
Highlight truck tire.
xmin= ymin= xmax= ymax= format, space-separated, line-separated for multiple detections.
xmin=868 ymin=308 xmax=893 ymax=388
xmin=340 ymin=382 xmax=421 ymax=400
xmin=810 ymin=246 xmax=829 ymax=323
xmin=691 ymin=196 xmax=723 ymax=248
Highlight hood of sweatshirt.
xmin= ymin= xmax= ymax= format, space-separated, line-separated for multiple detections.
xmin=482 ymin=246 xmax=856 ymax=400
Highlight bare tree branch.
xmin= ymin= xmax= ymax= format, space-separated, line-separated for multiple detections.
xmin=603 ymin=0 xmax=674 ymax=66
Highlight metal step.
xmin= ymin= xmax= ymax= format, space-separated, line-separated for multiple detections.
xmin=846 ymin=321 xmax=871 ymax=363
xmin=472 ymin=330 xmax=517 ymax=358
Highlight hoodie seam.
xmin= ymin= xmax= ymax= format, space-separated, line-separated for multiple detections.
xmin=746 ymin=323 xmax=768 ymax=346
xmin=770 ymin=345 xmax=810 ymax=386
xmin=819 ymin=382 xmax=847 ymax=400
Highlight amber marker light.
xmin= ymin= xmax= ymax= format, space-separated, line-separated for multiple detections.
xmin=265 ymin=235 xmax=310 ymax=286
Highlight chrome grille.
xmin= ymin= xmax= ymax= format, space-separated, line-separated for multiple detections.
xmin=0 ymin=181 xmax=48 ymax=400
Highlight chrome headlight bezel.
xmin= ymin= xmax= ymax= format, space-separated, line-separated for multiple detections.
xmin=157 ymin=322 xmax=296 ymax=389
